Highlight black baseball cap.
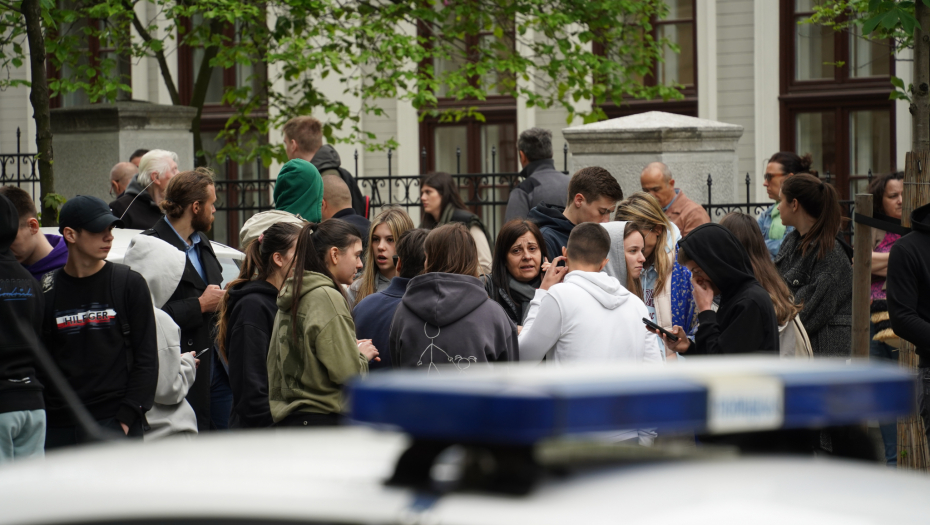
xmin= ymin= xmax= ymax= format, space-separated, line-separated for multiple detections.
xmin=58 ymin=195 xmax=124 ymax=234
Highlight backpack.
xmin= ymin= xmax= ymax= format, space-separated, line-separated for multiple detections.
xmin=42 ymin=263 xmax=134 ymax=371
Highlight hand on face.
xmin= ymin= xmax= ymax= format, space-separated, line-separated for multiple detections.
xmin=540 ymin=256 xmax=569 ymax=291
xmin=505 ymin=232 xmax=542 ymax=282
xmin=691 ymin=274 xmax=715 ymax=311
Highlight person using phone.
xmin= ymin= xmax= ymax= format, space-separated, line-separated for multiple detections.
xmin=652 ymin=224 xmax=779 ymax=355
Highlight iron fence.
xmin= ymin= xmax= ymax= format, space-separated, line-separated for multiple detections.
xmin=0 ymin=128 xmax=40 ymax=201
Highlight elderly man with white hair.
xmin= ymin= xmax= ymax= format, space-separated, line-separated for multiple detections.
xmin=109 ymin=149 xmax=180 ymax=230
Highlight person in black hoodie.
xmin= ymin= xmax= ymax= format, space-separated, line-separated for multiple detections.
xmin=527 ymin=166 xmax=623 ymax=260
xmin=390 ymin=223 xmax=518 ymax=372
xmin=311 ymin=144 xmax=367 ymax=218
xmin=0 ymin=194 xmax=46 ymax=461
xmin=654 ymin=223 xmax=779 ymax=355
xmin=217 ymin=222 xmax=301 ymax=428
xmin=888 ymin=202 xmax=930 ymax=443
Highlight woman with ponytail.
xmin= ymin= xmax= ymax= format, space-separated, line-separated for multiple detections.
xmin=775 ymin=173 xmax=852 ymax=357
xmin=217 ymin=222 xmax=300 ymax=428
xmin=266 ymin=221 xmax=379 ymax=427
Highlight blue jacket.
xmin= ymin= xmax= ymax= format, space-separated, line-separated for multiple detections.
xmin=353 ymin=276 xmax=410 ymax=371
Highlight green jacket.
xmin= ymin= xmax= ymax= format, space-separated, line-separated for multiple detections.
xmin=267 ymin=271 xmax=367 ymax=422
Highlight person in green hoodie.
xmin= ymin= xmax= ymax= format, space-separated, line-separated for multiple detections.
xmin=266 ymin=220 xmax=379 ymax=427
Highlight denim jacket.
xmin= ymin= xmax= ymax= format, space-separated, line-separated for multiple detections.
xmin=758 ymin=204 xmax=795 ymax=260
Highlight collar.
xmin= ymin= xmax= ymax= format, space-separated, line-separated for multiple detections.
xmin=165 ymin=218 xmax=200 ymax=248
xmin=520 ymin=158 xmax=557 ymax=177
xmin=662 ymin=188 xmax=681 ymax=212
xmin=382 ymin=276 xmax=411 ymax=297
xmin=332 ymin=208 xmax=357 ymax=219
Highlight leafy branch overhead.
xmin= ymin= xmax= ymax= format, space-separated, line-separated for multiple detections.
xmin=0 ymin=0 xmax=685 ymax=167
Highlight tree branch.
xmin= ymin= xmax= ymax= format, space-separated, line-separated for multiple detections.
xmin=123 ymin=0 xmax=180 ymax=105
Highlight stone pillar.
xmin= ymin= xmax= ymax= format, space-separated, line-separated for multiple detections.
xmin=562 ymin=111 xmax=744 ymax=206
xmin=50 ymin=101 xmax=196 ymax=202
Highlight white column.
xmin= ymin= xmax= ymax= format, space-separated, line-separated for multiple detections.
xmin=396 ymin=20 xmax=420 ymax=175
xmin=515 ymin=20 xmax=536 ymax=132
xmin=753 ymin=0 xmax=780 ymax=201
xmin=151 ymin=2 xmax=178 ymax=106
xmin=895 ymin=46 xmax=914 ymax=168
xmin=130 ymin=0 xmax=150 ymax=101
xmin=696 ymin=0 xmax=718 ymax=121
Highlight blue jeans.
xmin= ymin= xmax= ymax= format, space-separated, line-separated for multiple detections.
xmin=0 ymin=410 xmax=45 ymax=462
xmin=210 ymin=349 xmax=233 ymax=430
xmin=870 ymin=321 xmax=898 ymax=467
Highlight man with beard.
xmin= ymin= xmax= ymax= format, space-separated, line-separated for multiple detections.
xmin=142 ymin=168 xmax=224 ymax=431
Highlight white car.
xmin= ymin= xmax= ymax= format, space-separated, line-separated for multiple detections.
xmin=41 ymin=227 xmax=244 ymax=286
xmin=0 ymin=359 xmax=928 ymax=524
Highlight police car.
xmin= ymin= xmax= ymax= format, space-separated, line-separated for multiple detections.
xmin=0 ymin=358 xmax=927 ymax=524
xmin=40 ymin=227 xmax=244 ymax=286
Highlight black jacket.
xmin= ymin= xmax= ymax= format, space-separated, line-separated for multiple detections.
xmin=775 ymin=230 xmax=852 ymax=357
xmin=312 ymin=145 xmax=368 ymax=218
xmin=331 ymin=209 xmax=371 ymax=251
xmin=528 ymin=203 xmax=574 ymax=260
xmin=505 ymin=159 xmax=570 ymax=222
xmin=109 ymin=179 xmax=164 ymax=231
xmin=0 ymin=195 xmax=44 ymax=415
xmin=225 ymin=280 xmax=278 ymax=428
xmin=390 ymin=273 xmax=518 ymax=372
xmin=888 ymin=203 xmax=930 ymax=366
xmin=679 ymin=223 xmax=779 ymax=355
xmin=143 ymin=217 xmax=224 ymax=430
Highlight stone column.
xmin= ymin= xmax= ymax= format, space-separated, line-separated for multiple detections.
xmin=50 ymin=101 xmax=196 ymax=202
xmin=562 ymin=111 xmax=744 ymax=206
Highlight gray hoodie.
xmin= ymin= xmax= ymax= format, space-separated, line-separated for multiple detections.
xmin=389 ymin=273 xmax=518 ymax=373
xmin=124 ymin=235 xmax=198 ymax=440
xmin=602 ymin=221 xmax=630 ymax=286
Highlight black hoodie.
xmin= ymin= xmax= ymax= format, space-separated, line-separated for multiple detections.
xmin=0 ymin=195 xmax=44 ymax=415
xmin=310 ymin=145 xmax=367 ymax=218
xmin=528 ymin=203 xmax=574 ymax=260
xmin=225 ymin=279 xmax=279 ymax=428
xmin=888 ymin=203 xmax=930 ymax=367
xmin=679 ymin=223 xmax=779 ymax=355
xmin=390 ymin=273 xmax=518 ymax=372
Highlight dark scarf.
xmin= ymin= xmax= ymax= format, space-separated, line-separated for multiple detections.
xmin=492 ymin=274 xmax=540 ymax=325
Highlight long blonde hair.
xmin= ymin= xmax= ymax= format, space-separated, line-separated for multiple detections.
xmin=623 ymin=222 xmax=645 ymax=301
xmin=615 ymin=192 xmax=673 ymax=296
xmin=353 ymin=208 xmax=414 ymax=305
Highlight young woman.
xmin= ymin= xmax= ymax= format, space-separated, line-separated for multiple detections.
xmin=390 ymin=223 xmax=518 ymax=372
xmin=720 ymin=212 xmax=811 ymax=358
xmin=483 ymin=219 xmax=549 ymax=326
xmin=348 ymin=208 xmax=414 ymax=306
xmin=615 ymin=193 xmax=697 ymax=358
xmin=759 ymin=152 xmax=817 ymax=258
xmin=217 ymin=222 xmax=301 ymax=429
xmin=603 ymin=221 xmax=645 ymax=301
xmin=266 ymin=221 xmax=379 ymax=427
xmin=775 ymin=173 xmax=852 ymax=358
xmin=419 ymin=172 xmax=493 ymax=274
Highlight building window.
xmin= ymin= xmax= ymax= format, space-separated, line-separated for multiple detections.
xmin=599 ymin=0 xmax=697 ymax=118
xmin=780 ymin=0 xmax=895 ymax=198
xmin=49 ymin=16 xmax=131 ymax=108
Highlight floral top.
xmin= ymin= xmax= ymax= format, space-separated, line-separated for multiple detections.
xmin=871 ymin=231 xmax=902 ymax=302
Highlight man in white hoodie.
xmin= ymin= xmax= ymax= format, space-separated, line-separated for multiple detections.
xmin=519 ymin=223 xmax=662 ymax=364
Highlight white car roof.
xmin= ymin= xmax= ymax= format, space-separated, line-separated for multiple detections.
xmin=40 ymin=227 xmax=244 ymax=264
xmin=0 ymin=427 xmax=928 ymax=524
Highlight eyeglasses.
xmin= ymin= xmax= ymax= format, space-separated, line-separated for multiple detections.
xmin=763 ymin=173 xmax=783 ymax=182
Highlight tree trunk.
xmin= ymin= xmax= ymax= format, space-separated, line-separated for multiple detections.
xmin=21 ymin=0 xmax=56 ymax=226
xmin=189 ymin=19 xmax=225 ymax=168
xmin=913 ymin=3 xmax=930 ymax=150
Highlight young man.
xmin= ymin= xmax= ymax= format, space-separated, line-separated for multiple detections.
xmin=639 ymin=162 xmax=709 ymax=237
xmin=0 ymin=194 xmax=46 ymax=462
xmin=504 ymin=127 xmax=570 ymax=222
xmin=109 ymin=149 xmax=180 ymax=230
xmin=658 ymin=223 xmax=779 ymax=355
xmin=0 ymin=185 xmax=68 ymax=280
xmin=41 ymin=196 xmax=158 ymax=448
xmin=528 ymin=166 xmax=624 ymax=260
xmin=518 ymin=223 xmax=662 ymax=364
xmin=142 ymin=168 xmax=224 ymax=431
xmin=321 ymin=174 xmax=370 ymax=248
xmin=353 ymin=229 xmax=428 ymax=371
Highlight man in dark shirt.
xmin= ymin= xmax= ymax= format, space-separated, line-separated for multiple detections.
xmin=321 ymin=174 xmax=370 ymax=249
xmin=41 ymin=196 xmax=158 ymax=448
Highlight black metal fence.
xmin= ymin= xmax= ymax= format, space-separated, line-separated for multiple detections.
xmin=0 ymin=128 xmax=41 ymax=201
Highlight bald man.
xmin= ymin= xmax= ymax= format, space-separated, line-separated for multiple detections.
xmin=640 ymin=162 xmax=709 ymax=237
xmin=322 ymin=174 xmax=370 ymax=249
xmin=109 ymin=162 xmax=138 ymax=198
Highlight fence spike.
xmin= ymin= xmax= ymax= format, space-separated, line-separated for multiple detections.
xmin=491 ymin=146 xmax=496 ymax=174
xmin=563 ymin=143 xmax=569 ymax=173
xmin=456 ymin=147 xmax=461 ymax=174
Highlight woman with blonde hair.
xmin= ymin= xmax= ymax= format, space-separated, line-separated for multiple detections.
xmin=615 ymin=192 xmax=697 ymax=358
xmin=348 ymin=208 xmax=414 ymax=306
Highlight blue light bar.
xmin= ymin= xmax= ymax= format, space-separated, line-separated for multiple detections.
xmin=347 ymin=359 xmax=915 ymax=444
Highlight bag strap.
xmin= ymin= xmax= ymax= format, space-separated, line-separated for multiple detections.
xmin=41 ymin=269 xmax=60 ymax=341
xmin=854 ymin=213 xmax=911 ymax=237
xmin=109 ymin=263 xmax=134 ymax=372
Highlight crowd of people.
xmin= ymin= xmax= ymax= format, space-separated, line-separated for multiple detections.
xmin=1 ymin=120 xmax=929 ymax=469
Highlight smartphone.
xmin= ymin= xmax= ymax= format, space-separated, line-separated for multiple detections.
xmin=194 ymin=347 xmax=212 ymax=359
xmin=642 ymin=318 xmax=679 ymax=342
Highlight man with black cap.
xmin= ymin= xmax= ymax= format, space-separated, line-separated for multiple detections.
xmin=40 ymin=196 xmax=158 ymax=448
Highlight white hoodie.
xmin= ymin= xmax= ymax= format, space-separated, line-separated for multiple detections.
xmin=519 ymin=270 xmax=663 ymax=364
xmin=124 ymin=235 xmax=198 ymax=441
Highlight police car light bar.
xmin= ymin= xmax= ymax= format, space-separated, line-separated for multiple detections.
xmin=347 ymin=358 xmax=915 ymax=444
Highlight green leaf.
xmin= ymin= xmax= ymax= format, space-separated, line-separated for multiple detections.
xmin=891 ymin=76 xmax=905 ymax=89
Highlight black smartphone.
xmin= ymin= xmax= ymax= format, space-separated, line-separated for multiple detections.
xmin=642 ymin=318 xmax=679 ymax=342
xmin=194 ymin=347 xmax=212 ymax=359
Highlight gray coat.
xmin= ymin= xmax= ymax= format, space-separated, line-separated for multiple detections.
xmin=775 ymin=230 xmax=852 ymax=358
xmin=505 ymin=159 xmax=569 ymax=222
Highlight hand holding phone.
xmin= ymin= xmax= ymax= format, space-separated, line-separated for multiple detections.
xmin=641 ymin=318 xmax=679 ymax=342
xmin=195 ymin=347 xmax=212 ymax=359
